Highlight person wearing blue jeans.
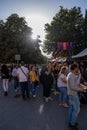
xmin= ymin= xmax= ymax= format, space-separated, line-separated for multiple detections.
xmin=12 ymin=65 xmax=19 ymax=92
xmin=17 ymin=61 xmax=30 ymax=100
xmin=20 ymin=81 xmax=29 ymax=100
xmin=68 ymin=95 xmax=80 ymax=126
xmin=57 ymin=66 xmax=68 ymax=107
xmin=14 ymin=76 xmax=19 ymax=91
xmin=67 ymin=64 xmax=85 ymax=128
xmin=30 ymin=82 xmax=36 ymax=98
xmin=29 ymin=65 xmax=37 ymax=98
xmin=59 ymin=87 xmax=68 ymax=106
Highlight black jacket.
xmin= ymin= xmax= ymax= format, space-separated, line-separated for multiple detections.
xmin=1 ymin=65 xmax=10 ymax=79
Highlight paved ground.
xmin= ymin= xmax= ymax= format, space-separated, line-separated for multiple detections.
xmin=0 ymin=80 xmax=87 ymax=130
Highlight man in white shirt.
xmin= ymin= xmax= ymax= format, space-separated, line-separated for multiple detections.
xmin=67 ymin=64 xmax=85 ymax=128
xmin=17 ymin=61 xmax=29 ymax=100
xmin=12 ymin=65 xmax=19 ymax=92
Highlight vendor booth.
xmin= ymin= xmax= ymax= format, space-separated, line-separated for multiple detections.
xmin=72 ymin=48 xmax=87 ymax=104
xmin=72 ymin=48 xmax=87 ymax=59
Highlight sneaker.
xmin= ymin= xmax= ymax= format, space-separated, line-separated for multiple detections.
xmin=53 ymin=91 xmax=59 ymax=95
xmin=59 ymin=103 xmax=63 ymax=106
xmin=33 ymin=95 xmax=36 ymax=98
xmin=45 ymin=98 xmax=49 ymax=102
xmin=69 ymin=122 xmax=79 ymax=127
xmin=48 ymin=97 xmax=53 ymax=101
xmin=62 ymin=103 xmax=69 ymax=108
xmin=69 ymin=124 xmax=78 ymax=129
xmin=56 ymin=91 xmax=59 ymax=95
xmin=4 ymin=91 xmax=8 ymax=96
xmin=53 ymin=91 xmax=57 ymax=95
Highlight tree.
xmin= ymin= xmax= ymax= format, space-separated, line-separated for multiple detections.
xmin=72 ymin=9 xmax=87 ymax=55
xmin=83 ymin=10 xmax=87 ymax=42
xmin=0 ymin=13 xmax=45 ymax=64
xmin=43 ymin=6 xmax=84 ymax=55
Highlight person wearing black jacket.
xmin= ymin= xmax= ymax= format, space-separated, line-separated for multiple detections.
xmin=41 ymin=67 xmax=53 ymax=102
xmin=1 ymin=64 xmax=10 ymax=96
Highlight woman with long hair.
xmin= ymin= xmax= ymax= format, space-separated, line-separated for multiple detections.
xmin=29 ymin=65 xmax=37 ymax=98
xmin=57 ymin=66 xmax=68 ymax=107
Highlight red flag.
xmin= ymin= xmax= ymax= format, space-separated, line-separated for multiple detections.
xmin=63 ymin=42 xmax=67 ymax=50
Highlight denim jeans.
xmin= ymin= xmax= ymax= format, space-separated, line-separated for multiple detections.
xmin=14 ymin=77 xmax=19 ymax=90
xmin=27 ymin=79 xmax=30 ymax=92
xmin=58 ymin=87 xmax=67 ymax=103
xmin=68 ymin=95 xmax=80 ymax=126
xmin=30 ymin=82 xmax=36 ymax=96
xmin=20 ymin=81 xmax=29 ymax=99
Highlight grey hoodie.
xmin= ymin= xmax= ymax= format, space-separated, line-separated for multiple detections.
xmin=67 ymin=72 xmax=81 ymax=96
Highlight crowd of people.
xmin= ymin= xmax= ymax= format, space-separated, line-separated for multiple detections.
xmin=0 ymin=61 xmax=87 ymax=129
xmin=0 ymin=62 xmax=40 ymax=99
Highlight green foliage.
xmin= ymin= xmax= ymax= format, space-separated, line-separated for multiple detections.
xmin=43 ymin=6 xmax=85 ymax=55
xmin=83 ymin=10 xmax=87 ymax=41
xmin=0 ymin=14 xmax=45 ymax=64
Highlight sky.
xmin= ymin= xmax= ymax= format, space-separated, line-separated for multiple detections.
xmin=0 ymin=0 xmax=87 ymax=41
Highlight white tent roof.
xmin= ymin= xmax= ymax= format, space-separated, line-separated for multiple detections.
xmin=72 ymin=48 xmax=87 ymax=58
xmin=57 ymin=57 xmax=66 ymax=62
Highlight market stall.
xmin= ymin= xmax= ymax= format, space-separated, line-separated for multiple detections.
xmin=72 ymin=48 xmax=87 ymax=59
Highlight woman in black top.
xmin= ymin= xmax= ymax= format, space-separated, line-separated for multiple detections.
xmin=41 ymin=67 xmax=53 ymax=102
xmin=1 ymin=64 xmax=10 ymax=96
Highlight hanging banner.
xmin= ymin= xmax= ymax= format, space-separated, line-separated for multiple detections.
xmin=57 ymin=42 xmax=72 ymax=50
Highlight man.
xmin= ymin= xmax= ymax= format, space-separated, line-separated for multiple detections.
xmin=67 ymin=64 xmax=85 ymax=129
xmin=12 ymin=65 xmax=19 ymax=92
xmin=17 ymin=61 xmax=29 ymax=100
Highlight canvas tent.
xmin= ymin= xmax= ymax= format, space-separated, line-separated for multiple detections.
xmin=57 ymin=57 xmax=66 ymax=62
xmin=72 ymin=48 xmax=87 ymax=58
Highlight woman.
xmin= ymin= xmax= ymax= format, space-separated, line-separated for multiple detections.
xmin=29 ymin=65 xmax=37 ymax=98
xmin=41 ymin=67 xmax=53 ymax=102
xmin=1 ymin=64 xmax=10 ymax=96
xmin=57 ymin=66 xmax=68 ymax=107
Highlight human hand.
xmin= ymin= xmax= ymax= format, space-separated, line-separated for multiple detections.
xmin=80 ymin=84 xmax=87 ymax=92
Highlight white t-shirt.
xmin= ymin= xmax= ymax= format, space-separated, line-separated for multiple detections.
xmin=12 ymin=68 xmax=17 ymax=77
xmin=57 ymin=74 xmax=67 ymax=87
xmin=17 ymin=66 xmax=29 ymax=82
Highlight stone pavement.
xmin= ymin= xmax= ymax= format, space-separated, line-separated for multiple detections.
xmin=0 ymin=80 xmax=87 ymax=130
